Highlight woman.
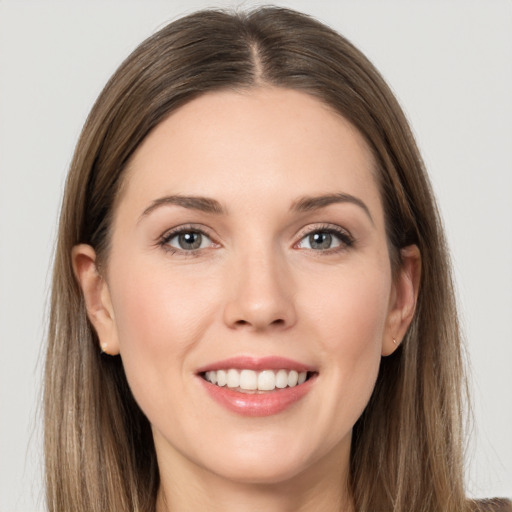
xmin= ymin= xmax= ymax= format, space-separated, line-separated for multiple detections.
xmin=44 ymin=6 xmax=511 ymax=512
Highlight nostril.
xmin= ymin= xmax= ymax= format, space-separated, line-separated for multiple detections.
xmin=232 ymin=318 xmax=286 ymax=329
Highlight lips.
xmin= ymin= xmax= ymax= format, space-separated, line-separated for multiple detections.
xmin=196 ymin=356 xmax=317 ymax=416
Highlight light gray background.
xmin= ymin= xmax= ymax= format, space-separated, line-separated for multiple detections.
xmin=0 ymin=1 xmax=511 ymax=510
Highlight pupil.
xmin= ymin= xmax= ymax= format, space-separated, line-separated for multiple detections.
xmin=310 ymin=232 xmax=332 ymax=249
xmin=179 ymin=232 xmax=201 ymax=249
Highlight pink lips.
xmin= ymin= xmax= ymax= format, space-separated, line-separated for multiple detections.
xmin=196 ymin=356 xmax=317 ymax=417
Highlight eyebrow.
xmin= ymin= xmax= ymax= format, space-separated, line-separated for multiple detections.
xmin=139 ymin=192 xmax=373 ymax=224
xmin=292 ymin=193 xmax=374 ymax=224
xmin=140 ymin=195 xmax=225 ymax=221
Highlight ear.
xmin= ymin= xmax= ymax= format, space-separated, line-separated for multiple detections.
xmin=382 ymin=245 xmax=421 ymax=356
xmin=72 ymin=244 xmax=120 ymax=355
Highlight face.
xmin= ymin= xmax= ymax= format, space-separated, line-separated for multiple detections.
xmin=76 ymin=87 xmax=418 ymax=488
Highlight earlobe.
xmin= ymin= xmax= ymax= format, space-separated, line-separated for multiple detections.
xmin=71 ymin=244 xmax=120 ymax=355
xmin=382 ymin=244 xmax=421 ymax=356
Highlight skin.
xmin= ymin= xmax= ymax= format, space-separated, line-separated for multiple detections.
xmin=73 ymin=87 xmax=420 ymax=512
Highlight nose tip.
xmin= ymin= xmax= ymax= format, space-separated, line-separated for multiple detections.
xmin=223 ymin=259 xmax=296 ymax=332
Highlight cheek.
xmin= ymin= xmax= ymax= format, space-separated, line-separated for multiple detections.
xmin=111 ymin=256 xmax=219 ymax=341
xmin=107 ymin=259 xmax=219 ymax=402
xmin=302 ymin=261 xmax=391 ymax=425
xmin=307 ymin=261 xmax=391 ymax=352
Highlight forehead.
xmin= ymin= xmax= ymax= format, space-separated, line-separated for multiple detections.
xmin=119 ymin=87 xmax=381 ymax=218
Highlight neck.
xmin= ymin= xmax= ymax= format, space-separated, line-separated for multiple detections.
xmin=155 ymin=443 xmax=354 ymax=512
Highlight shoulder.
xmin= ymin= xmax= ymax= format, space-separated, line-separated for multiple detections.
xmin=469 ymin=498 xmax=512 ymax=512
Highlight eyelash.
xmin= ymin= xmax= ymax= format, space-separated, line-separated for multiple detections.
xmin=158 ymin=223 xmax=355 ymax=256
xmin=158 ymin=224 xmax=216 ymax=256
xmin=294 ymin=224 xmax=355 ymax=253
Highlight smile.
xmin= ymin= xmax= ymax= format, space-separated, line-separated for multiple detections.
xmin=203 ymin=369 xmax=309 ymax=392
xmin=197 ymin=357 xmax=317 ymax=416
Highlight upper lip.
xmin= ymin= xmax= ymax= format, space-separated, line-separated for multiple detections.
xmin=195 ymin=356 xmax=316 ymax=374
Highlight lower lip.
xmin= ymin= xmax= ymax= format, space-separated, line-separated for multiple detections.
xmin=199 ymin=376 xmax=316 ymax=417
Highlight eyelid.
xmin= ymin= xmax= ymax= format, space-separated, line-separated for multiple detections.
xmin=293 ymin=223 xmax=355 ymax=251
xmin=158 ymin=223 xmax=219 ymax=254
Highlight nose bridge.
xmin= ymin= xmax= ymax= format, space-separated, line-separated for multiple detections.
xmin=223 ymin=241 xmax=296 ymax=331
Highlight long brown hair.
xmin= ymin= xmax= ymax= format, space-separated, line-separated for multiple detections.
xmin=45 ymin=7 xmax=472 ymax=511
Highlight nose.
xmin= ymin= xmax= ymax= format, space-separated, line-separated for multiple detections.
xmin=223 ymin=250 xmax=297 ymax=332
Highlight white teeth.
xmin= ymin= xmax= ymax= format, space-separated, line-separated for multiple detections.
xmin=216 ymin=369 xmax=227 ymax=387
xmin=205 ymin=371 xmax=217 ymax=385
xmin=288 ymin=370 xmax=298 ymax=387
xmin=239 ymin=370 xmax=257 ymax=390
xmin=226 ymin=369 xmax=239 ymax=388
xmin=204 ymin=368 xmax=311 ymax=391
xmin=275 ymin=369 xmax=288 ymax=389
xmin=257 ymin=370 xmax=275 ymax=391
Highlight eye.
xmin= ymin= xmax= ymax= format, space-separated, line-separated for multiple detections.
xmin=296 ymin=227 xmax=353 ymax=251
xmin=162 ymin=228 xmax=214 ymax=252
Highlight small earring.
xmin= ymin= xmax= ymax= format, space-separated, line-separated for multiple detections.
xmin=100 ymin=342 xmax=108 ymax=354
xmin=392 ymin=337 xmax=398 ymax=345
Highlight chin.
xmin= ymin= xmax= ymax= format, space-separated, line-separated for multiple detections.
xmin=196 ymin=435 xmax=336 ymax=487
xmin=208 ymin=457 xmax=310 ymax=486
